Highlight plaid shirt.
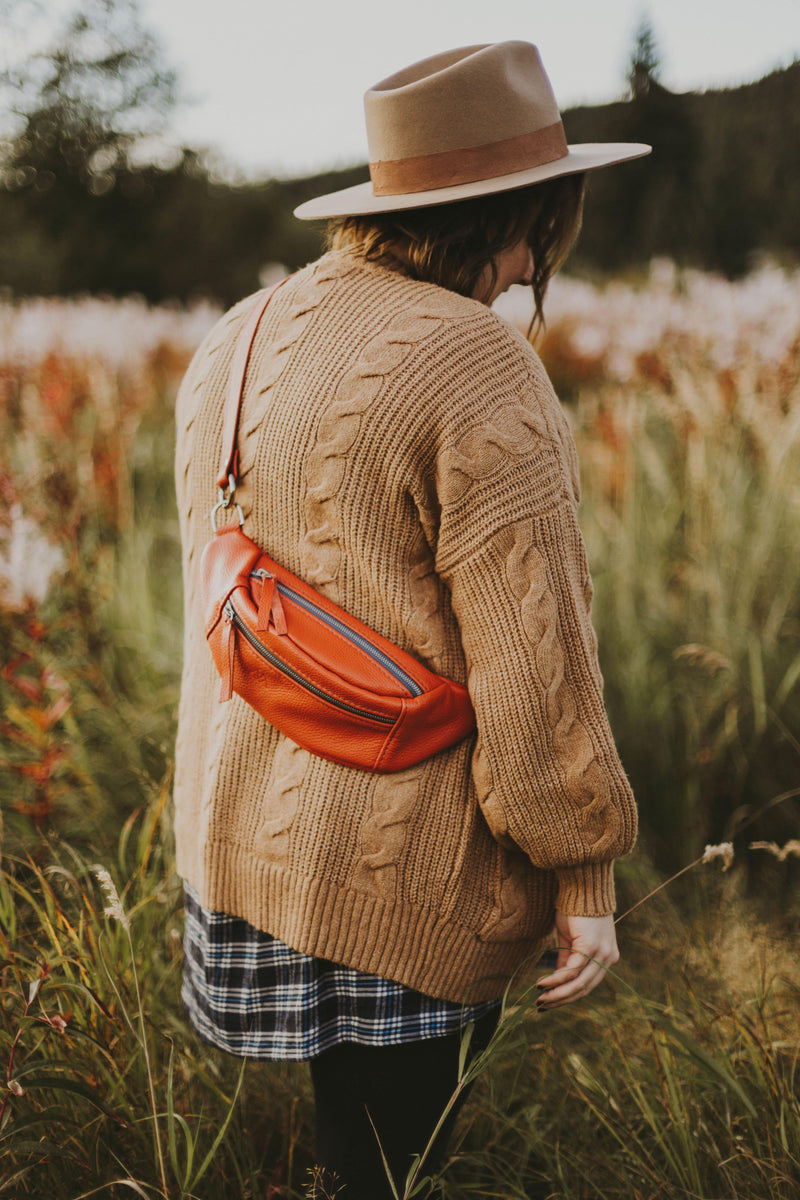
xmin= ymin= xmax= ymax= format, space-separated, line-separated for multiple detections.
xmin=182 ymin=884 xmax=500 ymax=1061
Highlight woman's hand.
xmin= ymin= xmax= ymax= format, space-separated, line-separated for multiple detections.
xmin=535 ymin=911 xmax=619 ymax=1010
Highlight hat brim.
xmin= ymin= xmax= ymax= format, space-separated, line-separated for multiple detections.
xmin=293 ymin=142 xmax=651 ymax=220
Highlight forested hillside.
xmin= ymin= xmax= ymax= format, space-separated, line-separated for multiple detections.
xmin=564 ymin=61 xmax=800 ymax=276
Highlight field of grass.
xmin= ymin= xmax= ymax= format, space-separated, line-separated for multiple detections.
xmin=1 ymin=263 xmax=799 ymax=1198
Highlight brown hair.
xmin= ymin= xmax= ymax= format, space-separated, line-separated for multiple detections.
xmin=327 ymin=174 xmax=586 ymax=333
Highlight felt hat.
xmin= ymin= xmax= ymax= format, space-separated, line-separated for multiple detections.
xmin=294 ymin=41 xmax=651 ymax=220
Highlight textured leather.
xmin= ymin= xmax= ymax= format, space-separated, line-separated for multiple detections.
xmin=202 ymin=526 xmax=476 ymax=772
xmin=216 ymin=280 xmax=287 ymax=491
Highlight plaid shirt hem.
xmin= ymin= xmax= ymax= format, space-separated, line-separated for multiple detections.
xmin=181 ymin=883 xmax=500 ymax=1061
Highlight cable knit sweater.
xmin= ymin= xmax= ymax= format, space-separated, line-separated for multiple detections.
xmin=173 ymin=248 xmax=637 ymax=1004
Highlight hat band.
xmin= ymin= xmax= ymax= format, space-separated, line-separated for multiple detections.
xmin=369 ymin=121 xmax=568 ymax=197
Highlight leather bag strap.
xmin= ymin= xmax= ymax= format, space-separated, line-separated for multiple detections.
xmin=216 ymin=278 xmax=289 ymax=492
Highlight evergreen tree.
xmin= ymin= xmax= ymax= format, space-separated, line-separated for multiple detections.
xmin=627 ymin=17 xmax=662 ymax=100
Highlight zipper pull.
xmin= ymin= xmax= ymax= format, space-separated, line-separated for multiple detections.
xmin=257 ymin=574 xmax=288 ymax=636
xmin=219 ymin=604 xmax=235 ymax=703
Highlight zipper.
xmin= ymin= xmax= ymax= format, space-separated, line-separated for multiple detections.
xmin=250 ymin=569 xmax=423 ymax=697
xmin=224 ymin=600 xmax=396 ymax=725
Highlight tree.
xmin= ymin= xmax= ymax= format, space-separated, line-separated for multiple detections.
xmin=0 ymin=0 xmax=179 ymax=293
xmin=1 ymin=0 xmax=177 ymax=192
xmin=627 ymin=16 xmax=661 ymax=100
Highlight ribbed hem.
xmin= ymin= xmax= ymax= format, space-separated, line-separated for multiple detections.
xmin=197 ymin=841 xmax=551 ymax=1004
xmin=554 ymin=860 xmax=616 ymax=916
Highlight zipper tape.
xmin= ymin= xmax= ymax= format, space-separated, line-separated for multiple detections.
xmin=224 ymin=601 xmax=397 ymax=726
xmin=250 ymin=570 xmax=423 ymax=698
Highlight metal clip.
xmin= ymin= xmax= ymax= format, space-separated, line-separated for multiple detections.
xmin=210 ymin=473 xmax=245 ymax=531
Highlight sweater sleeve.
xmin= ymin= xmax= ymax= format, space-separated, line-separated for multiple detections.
xmin=430 ymin=330 xmax=637 ymax=917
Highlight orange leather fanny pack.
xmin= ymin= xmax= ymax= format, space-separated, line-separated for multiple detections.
xmin=200 ymin=282 xmax=476 ymax=773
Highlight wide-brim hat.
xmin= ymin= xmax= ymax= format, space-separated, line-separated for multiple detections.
xmin=294 ymin=41 xmax=651 ymax=221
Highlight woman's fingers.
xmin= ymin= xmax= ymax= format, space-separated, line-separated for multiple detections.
xmin=535 ymin=957 xmax=607 ymax=1008
xmin=535 ymin=912 xmax=620 ymax=1010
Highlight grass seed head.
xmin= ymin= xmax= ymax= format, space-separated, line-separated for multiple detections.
xmin=93 ymin=867 xmax=130 ymax=930
xmin=701 ymin=843 xmax=735 ymax=870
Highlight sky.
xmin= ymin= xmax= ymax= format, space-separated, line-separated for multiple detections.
xmin=7 ymin=0 xmax=800 ymax=179
xmin=136 ymin=0 xmax=800 ymax=179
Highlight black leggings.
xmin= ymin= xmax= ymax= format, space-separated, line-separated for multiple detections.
xmin=309 ymin=1009 xmax=499 ymax=1199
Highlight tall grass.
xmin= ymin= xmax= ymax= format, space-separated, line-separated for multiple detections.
xmin=518 ymin=262 xmax=800 ymax=873
xmin=1 ymin=269 xmax=799 ymax=1196
xmin=575 ymin=354 xmax=800 ymax=872
xmin=0 ymin=325 xmax=189 ymax=852
xmin=0 ymin=799 xmax=313 ymax=1197
xmin=449 ymin=929 xmax=800 ymax=1199
xmin=2 ymin=803 xmax=797 ymax=1198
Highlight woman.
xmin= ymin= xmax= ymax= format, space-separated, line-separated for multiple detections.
xmin=173 ymin=41 xmax=648 ymax=1199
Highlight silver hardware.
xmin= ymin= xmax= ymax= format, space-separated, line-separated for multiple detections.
xmin=210 ymin=472 xmax=244 ymax=531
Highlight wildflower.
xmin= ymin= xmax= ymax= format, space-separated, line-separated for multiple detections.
xmin=94 ymin=867 xmax=130 ymax=930
xmin=701 ymin=843 xmax=735 ymax=870
xmin=0 ymin=504 xmax=65 ymax=611
xmin=492 ymin=263 xmax=800 ymax=387
xmin=0 ymin=295 xmax=220 ymax=371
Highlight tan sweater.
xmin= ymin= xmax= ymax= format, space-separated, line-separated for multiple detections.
xmin=173 ymin=249 xmax=636 ymax=1003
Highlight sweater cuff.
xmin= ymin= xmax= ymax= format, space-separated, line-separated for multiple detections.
xmin=555 ymin=860 xmax=616 ymax=916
